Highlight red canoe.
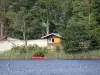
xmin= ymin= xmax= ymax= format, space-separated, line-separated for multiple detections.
xmin=32 ymin=56 xmax=44 ymax=60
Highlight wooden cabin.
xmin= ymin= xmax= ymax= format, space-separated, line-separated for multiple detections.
xmin=41 ymin=33 xmax=62 ymax=49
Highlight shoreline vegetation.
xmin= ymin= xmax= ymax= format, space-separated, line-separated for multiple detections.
xmin=0 ymin=0 xmax=100 ymax=60
xmin=0 ymin=45 xmax=100 ymax=60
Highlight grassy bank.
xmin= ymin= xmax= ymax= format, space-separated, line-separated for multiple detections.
xmin=45 ymin=50 xmax=100 ymax=59
xmin=0 ymin=45 xmax=47 ymax=59
xmin=0 ymin=45 xmax=100 ymax=59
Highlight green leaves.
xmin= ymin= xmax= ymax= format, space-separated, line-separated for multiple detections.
xmin=60 ymin=0 xmax=100 ymax=51
xmin=1 ymin=0 xmax=99 ymax=51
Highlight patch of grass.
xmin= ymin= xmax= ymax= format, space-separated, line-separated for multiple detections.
xmin=45 ymin=50 xmax=100 ymax=59
xmin=0 ymin=45 xmax=48 ymax=59
xmin=0 ymin=45 xmax=100 ymax=59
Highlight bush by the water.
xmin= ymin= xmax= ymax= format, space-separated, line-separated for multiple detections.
xmin=0 ymin=45 xmax=48 ymax=59
xmin=33 ymin=49 xmax=47 ymax=56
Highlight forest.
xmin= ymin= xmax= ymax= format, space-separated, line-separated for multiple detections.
xmin=0 ymin=0 xmax=100 ymax=52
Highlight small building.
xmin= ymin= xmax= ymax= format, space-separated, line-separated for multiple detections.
xmin=41 ymin=33 xmax=62 ymax=49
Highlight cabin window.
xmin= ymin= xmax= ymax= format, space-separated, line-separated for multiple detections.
xmin=48 ymin=38 xmax=54 ymax=43
xmin=52 ymin=38 xmax=54 ymax=42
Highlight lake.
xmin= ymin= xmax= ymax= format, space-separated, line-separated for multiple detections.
xmin=0 ymin=60 xmax=100 ymax=75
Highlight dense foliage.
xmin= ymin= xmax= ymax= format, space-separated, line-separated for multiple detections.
xmin=60 ymin=0 xmax=100 ymax=51
xmin=0 ymin=0 xmax=100 ymax=51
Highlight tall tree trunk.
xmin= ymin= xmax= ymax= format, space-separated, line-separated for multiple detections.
xmin=0 ymin=0 xmax=8 ymax=38
xmin=88 ymin=0 xmax=91 ymax=24
xmin=23 ymin=19 xmax=27 ymax=47
xmin=0 ymin=20 xmax=4 ymax=38
xmin=46 ymin=20 xmax=49 ymax=35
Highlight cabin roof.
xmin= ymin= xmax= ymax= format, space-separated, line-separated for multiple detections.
xmin=41 ymin=33 xmax=61 ymax=39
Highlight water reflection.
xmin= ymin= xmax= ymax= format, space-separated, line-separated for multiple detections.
xmin=0 ymin=60 xmax=100 ymax=75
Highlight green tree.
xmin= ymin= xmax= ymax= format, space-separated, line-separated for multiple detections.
xmin=60 ymin=0 xmax=100 ymax=51
xmin=7 ymin=0 xmax=43 ymax=39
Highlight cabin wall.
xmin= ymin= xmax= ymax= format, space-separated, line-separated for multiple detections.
xmin=47 ymin=35 xmax=61 ymax=49
xmin=54 ymin=37 xmax=61 ymax=43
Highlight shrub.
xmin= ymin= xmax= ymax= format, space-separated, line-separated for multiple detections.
xmin=10 ymin=45 xmax=48 ymax=57
xmin=56 ymin=46 xmax=61 ymax=52
xmin=11 ymin=45 xmax=27 ymax=53
xmin=33 ymin=48 xmax=48 ymax=56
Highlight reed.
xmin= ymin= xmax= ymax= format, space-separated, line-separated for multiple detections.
xmin=0 ymin=45 xmax=100 ymax=59
xmin=45 ymin=50 xmax=100 ymax=59
xmin=0 ymin=45 xmax=48 ymax=59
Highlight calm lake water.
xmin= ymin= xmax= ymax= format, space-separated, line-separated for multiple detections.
xmin=0 ymin=60 xmax=100 ymax=75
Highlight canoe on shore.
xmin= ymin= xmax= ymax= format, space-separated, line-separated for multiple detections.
xmin=32 ymin=56 xmax=44 ymax=60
